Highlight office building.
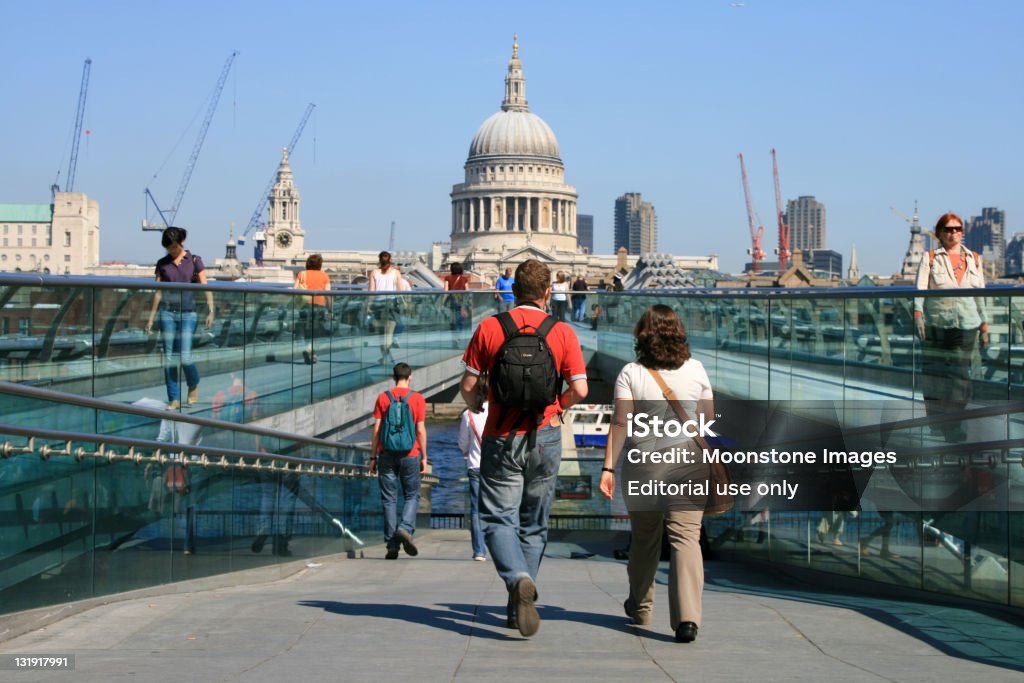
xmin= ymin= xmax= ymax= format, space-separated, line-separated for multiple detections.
xmin=577 ymin=214 xmax=594 ymax=253
xmin=614 ymin=192 xmax=657 ymax=255
xmin=785 ymin=196 xmax=826 ymax=252
xmin=965 ymin=207 xmax=1006 ymax=274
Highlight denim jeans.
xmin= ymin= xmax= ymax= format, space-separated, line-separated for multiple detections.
xmin=467 ymin=468 xmax=486 ymax=557
xmin=378 ymin=453 xmax=421 ymax=550
xmin=572 ymin=298 xmax=586 ymax=322
xmin=479 ymin=424 xmax=562 ymax=591
xmin=159 ymin=309 xmax=199 ymax=402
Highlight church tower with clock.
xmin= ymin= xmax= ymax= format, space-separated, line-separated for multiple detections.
xmin=263 ymin=147 xmax=305 ymax=263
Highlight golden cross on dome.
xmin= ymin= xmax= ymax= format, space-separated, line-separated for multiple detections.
xmin=513 ymin=33 xmax=518 ymax=59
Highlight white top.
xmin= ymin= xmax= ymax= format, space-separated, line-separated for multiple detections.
xmin=614 ymin=359 xmax=713 ymax=408
xmin=551 ymin=281 xmax=569 ymax=301
xmin=614 ymin=359 xmax=713 ymax=453
xmin=372 ymin=268 xmax=400 ymax=291
xmin=457 ymin=402 xmax=489 ymax=470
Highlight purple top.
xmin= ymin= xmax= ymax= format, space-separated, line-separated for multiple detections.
xmin=155 ymin=251 xmax=205 ymax=311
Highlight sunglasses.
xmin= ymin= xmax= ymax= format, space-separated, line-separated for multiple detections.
xmin=942 ymin=226 xmax=964 ymax=233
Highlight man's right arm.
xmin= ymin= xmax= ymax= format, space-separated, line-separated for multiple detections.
xmin=560 ymin=378 xmax=589 ymax=413
xmin=460 ymin=371 xmax=481 ymax=411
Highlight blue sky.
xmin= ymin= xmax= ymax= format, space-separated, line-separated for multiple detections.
xmin=3 ymin=1 xmax=1021 ymax=275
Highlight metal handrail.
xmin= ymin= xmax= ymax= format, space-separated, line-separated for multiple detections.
xmin=0 ymin=380 xmax=347 ymax=452
xmin=0 ymin=271 xmax=1016 ymax=301
xmin=0 ymin=423 xmax=367 ymax=478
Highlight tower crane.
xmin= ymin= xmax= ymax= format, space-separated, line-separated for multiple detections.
xmin=771 ymin=149 xmax=790 ymax=272
xmin=738 ymin=153 xmax=766 ymax=273
xmin=52 ymin=58 xmax=92 ymax=195
xmin=237 ymin=102 xmax=317 ymax=262
xmin=142 ymin=50 xmax=239 ymax=231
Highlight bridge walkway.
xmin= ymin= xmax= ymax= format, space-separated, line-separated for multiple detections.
xmin=2 ymin=530 xmax=1021 ymax=682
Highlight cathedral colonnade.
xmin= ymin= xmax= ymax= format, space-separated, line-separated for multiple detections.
xmin=452 ymin=195 xmax=577 ymax=235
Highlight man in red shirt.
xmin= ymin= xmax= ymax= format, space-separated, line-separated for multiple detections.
xmin=460 ymin=259 xmax=589 ymax=637
xmin=369 ymin=363 xmax=428 ymax=560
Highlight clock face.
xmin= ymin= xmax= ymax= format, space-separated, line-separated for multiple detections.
xmin=276 ymin=232 xmax=292 ymax=248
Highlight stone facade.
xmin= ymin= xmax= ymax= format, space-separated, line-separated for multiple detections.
xmin=0 ymin=192 xmax=99 ymax=275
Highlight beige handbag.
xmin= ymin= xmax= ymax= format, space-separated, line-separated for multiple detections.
xmin=647 ymin=367 xmax=734 ymax=516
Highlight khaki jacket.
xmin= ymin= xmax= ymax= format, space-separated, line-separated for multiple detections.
xmin=913 ymin=247 xmax=986 ymax=329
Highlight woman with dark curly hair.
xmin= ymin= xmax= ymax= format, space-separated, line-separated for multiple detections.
xmin=599 ymin=304 xmax=714 ymax=644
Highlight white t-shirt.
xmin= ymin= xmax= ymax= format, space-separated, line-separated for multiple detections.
xmin=614 ymin=359 xmax=713 ymax=408
xmin=614 ymin=359 xmax=713 ymax=453
xmin=457 ymin=402 xmax=489 ymax=470
xmin=551 ymin=281 xmax=569 ymax=301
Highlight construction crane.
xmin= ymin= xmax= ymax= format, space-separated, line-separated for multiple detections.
xmin=771 ymin=148 xmax=790 ymax=272
xmin=738 ymin=153 xmax=766 ymax=273
xmin=388 ymin=221 xmax=396 ymax=252
xmin=142 ymin=50 xmax=239 ymax=231
xmin=52 ymin=58 xmax=92 ymax=196
xmin=237 ymin=102 xmax=317 ymax=262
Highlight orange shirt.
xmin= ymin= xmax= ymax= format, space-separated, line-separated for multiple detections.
xmin=296 ymin=270 xmax=331 ymax=306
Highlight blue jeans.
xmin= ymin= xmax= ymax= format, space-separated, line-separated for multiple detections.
xmin=378 ymin=453 xmax=421 ymax=550
xmin=479 ymin=425 xmax=562 ymax=591
xmin=572 ymin=298 xmax=586 ymax=321
xmin=467 ymin=468 xmax=486 ymax=557
xmin=159 ymin=309 xmax=199 ymax=402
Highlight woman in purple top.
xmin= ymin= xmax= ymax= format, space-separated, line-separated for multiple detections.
xmin=144 ymin=227 xmax=214 ymax=410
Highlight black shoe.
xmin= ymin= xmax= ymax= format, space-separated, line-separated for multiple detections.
xmin=394 ymin=528 xmax=418 ymax=556
xmin=273 ymin=536 xmax=292 ymax=557
xmin=675 ymin=622 xmax=699 ymax=643
xmin=385 ymin=548 xmax=399 ymax=560
xmin=512 ymin=577 xmax=540 ymax=637
xmin=251 ymin=534 xmax=267 ymax=553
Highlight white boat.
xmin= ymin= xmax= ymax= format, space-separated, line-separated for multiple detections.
xmin=567 ymin=403 xmax=612 ymax=447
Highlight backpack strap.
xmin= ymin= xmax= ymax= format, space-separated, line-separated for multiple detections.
xmin=535 ymin=315 xmax=558 ymax=340
xmin=496 ymin=311 xmax=518 ymax=339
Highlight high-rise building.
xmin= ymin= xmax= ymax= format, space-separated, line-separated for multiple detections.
xmin=1004 ymin=232 xmax=1024 ymax=276
xmin=614 ymin=193 xmax=657 ymax=255
xmin=577 ymin=214 xmax=594 ymax=253
xmin=964 ymin=207 xmax=1006 ymax=274
xmin=785 ymin=196 xmax=826 ymax=252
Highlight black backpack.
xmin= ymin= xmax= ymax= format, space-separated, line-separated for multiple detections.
xmin=491 ymin=311 xmax=561 ymax=447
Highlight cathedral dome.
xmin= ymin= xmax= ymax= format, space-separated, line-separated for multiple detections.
xmin=469 ymin=110 xmax=560 ymax=162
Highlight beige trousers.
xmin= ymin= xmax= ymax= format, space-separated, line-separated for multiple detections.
xmin=627 ymin=509 xmax=704 ymax=629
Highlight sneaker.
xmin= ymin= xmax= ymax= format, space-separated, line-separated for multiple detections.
xmin=473 ymin=555 xmax=487 ymax=562
xmin=832 ymin=537 xmax=844 ymax=547
xmin=166 ymin=400 xmax=181 ymax=411
xmin=394 ymin=528 xmax=418 ymax=557
xmin=512 ymin=577 xmax=540 ymax=637
xmin=623 ymin=597 xmax=651 ymax=626
xmin=385 ymin=548 xmax=399 ymax=560
xmin=186 ymin=386 xmax=199 ymax=406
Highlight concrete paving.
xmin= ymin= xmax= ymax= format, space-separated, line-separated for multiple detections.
xmin=1 ymin=529 xmax=1022 ymax=682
